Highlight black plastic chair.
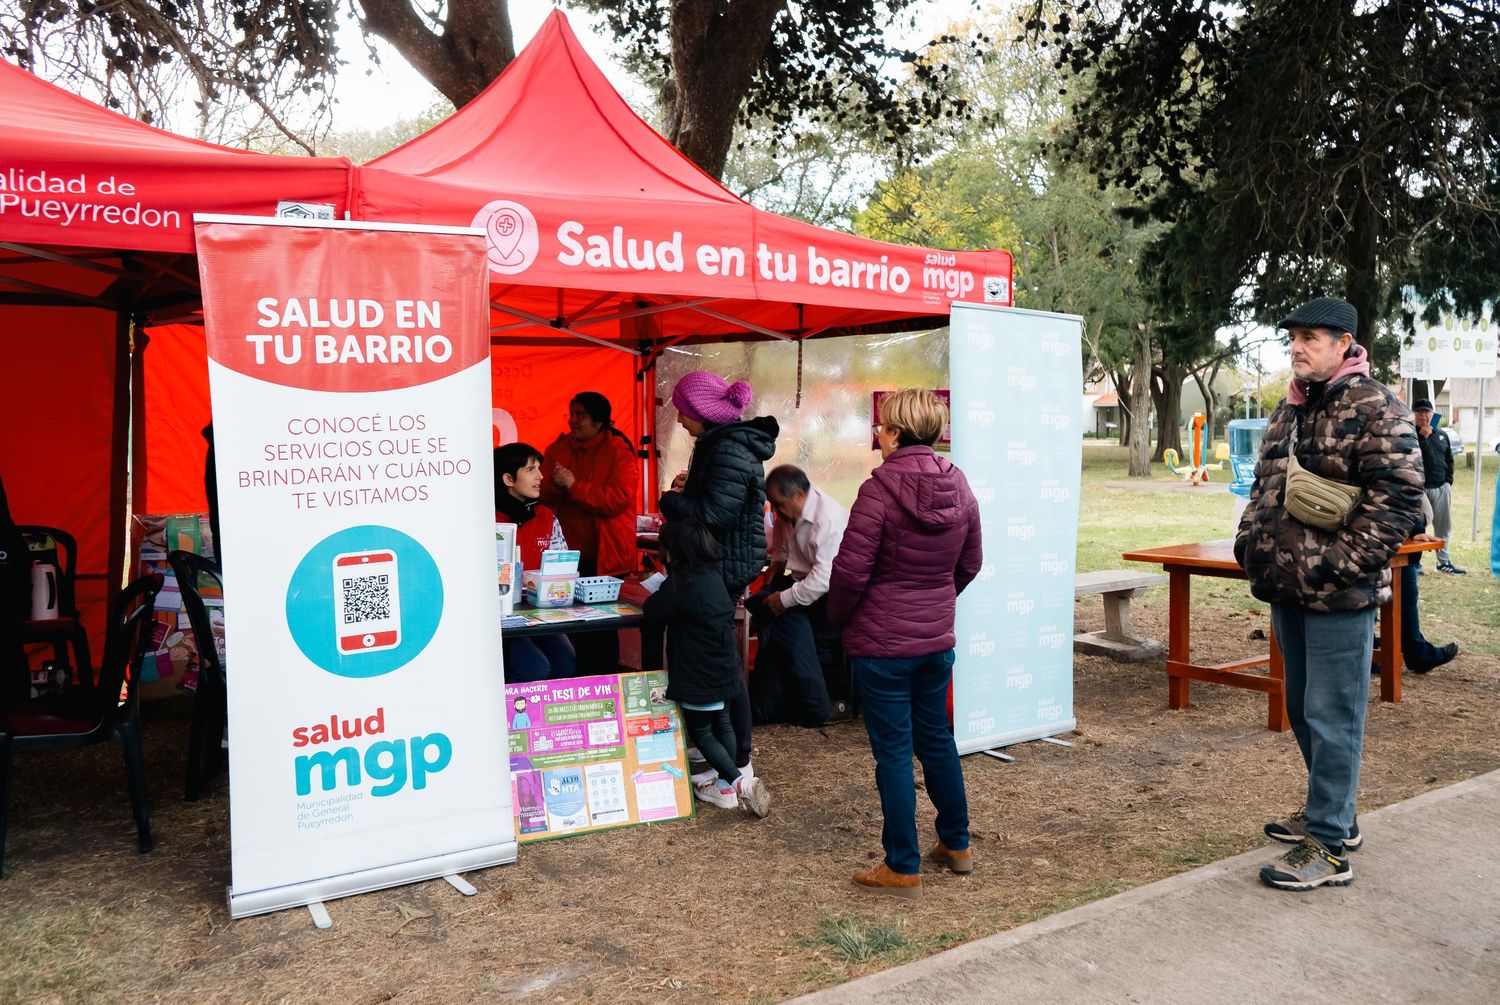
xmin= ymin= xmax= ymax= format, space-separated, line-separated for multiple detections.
xmin=167 ymin=551 xmax=227 ymax=802
xmin=17 ymin=525 xmax=93 ymax=688
xmin=0 ymin=574 xmax=162 ymax=876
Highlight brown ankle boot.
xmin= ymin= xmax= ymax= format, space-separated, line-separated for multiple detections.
xmin=852 ymin=862 xmax=923 ymax=899
xmin=927 ymin=841 xmax=974 ymax=875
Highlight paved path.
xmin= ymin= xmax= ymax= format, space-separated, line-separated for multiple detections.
xmin=793 ymin=770 xmax=1500 ymax=1004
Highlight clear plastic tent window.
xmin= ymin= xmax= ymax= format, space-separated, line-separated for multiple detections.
xmin=653 ymin=328 xmax=949 ymax=509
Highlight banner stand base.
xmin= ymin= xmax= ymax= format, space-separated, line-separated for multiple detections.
xmin=979 ymin=749 xmax=1016 ymax=763
xmin=1041 ymin=737 xmax=1075 ymax=748
xmin=229 ymin=841 xmax=517 ymax=919
xmin=307 ymin=902 xmax=332 ymax=930
xmin=443 ymin=874 xmax=478 ymax=896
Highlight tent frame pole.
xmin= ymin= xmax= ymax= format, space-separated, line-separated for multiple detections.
xmin=109 ymin=307 xmax=133 ymax=592
xmin=488 ymin=301 xmax=640 ymax=355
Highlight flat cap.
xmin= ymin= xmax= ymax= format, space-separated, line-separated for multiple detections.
xmin=1278 ymin=297 xmax=1358 ymax=336
xmin=1413 ymin=398 xmax=1434 ymax=411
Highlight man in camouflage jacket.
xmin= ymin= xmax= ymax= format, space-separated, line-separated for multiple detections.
xmin=1235 ymin=297 xmax=1423 ymax=892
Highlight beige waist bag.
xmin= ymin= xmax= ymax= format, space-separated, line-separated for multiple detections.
xmin=1284 ymin=422 xmax=1362 ymax=530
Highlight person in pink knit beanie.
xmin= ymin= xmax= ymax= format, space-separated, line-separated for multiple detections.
xmin=671 ymin=370 xmax=754 ymax=426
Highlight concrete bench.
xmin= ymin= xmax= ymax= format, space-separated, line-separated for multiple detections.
xmin=1074 ymin=570 xmax=1167 ymax=662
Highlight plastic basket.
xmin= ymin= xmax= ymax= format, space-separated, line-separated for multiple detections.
xmin=574 ymin=576 xmax=623 ymax=604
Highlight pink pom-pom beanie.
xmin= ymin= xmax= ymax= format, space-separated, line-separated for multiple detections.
xmin=671 ymin=371 xmax=753 ymax=425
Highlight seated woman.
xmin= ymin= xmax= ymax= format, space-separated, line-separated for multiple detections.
xmin=495 ymin=442 xmax=575 ymax=683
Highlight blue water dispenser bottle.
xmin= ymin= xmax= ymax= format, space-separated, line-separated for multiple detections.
xmin=1227 ymin=418 xmax=1267 ymax=528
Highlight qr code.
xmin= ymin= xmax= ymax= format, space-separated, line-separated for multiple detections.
xmin=1408 ymin=356 xmax=1429 ymax=375
xmin=342 ymin=574 xmax=391 ymax=624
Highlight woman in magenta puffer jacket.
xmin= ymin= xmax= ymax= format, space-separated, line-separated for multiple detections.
xmin=826 ymin=388 xmax=982 ymax=898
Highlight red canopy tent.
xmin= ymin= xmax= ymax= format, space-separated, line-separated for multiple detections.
xmin=361 ymin=10 xmax=1012 ymax=348
xmin=2 ymin=9 xmax=1013 ymax=649
xmin=0 ymin=58 xmax=350 ymax=650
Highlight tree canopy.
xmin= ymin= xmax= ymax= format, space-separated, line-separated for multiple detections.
xmin=1029 ymin=0 xmax=1500 ymax=349
xmin=4 ymin=1 xmax=983 ymax=178
xmin=572 ymin=0 xmax=985 ymax=180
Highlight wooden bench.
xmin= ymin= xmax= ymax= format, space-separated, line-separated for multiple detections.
xmin=1074 ymin=569 xmax=1167 ymax=662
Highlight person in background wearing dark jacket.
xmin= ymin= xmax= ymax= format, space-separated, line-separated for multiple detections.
xmin=495 ymin=443 xmax=575 ymax=682
xmin=826 ymin=388 xmax=982 ymax=899
xmin=1373 ymin=493 xmax=1459 ymax=675
xmin=657 ymin=371 xmax=779 ymax=802
xmin=0 ymin=475 xmax=32 ymax=711
xmin=644 ymin=520 xmax=770 ymax=817
xmin=540 ymin=392 xmax=639 ymax=672
xmin=1412 ymin=399 xmax=1464 ymax=574
xmin=1236 ymin=298 xmax=1423 ymax=892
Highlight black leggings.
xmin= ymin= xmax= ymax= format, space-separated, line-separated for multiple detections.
xmin=683 ymin=706 xmax=740 ymax=784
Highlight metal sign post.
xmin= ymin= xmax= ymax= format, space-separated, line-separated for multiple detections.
xmin=1474 ymin=377 xmax=1487 ymax=541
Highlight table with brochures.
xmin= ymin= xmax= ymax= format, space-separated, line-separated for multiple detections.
xmin=501 ymin=601 xmax=644 ymax=640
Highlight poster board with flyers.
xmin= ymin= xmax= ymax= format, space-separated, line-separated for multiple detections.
xmin=131 ymin=512 xmax=222 ymax=698
xmin=505 ymin=670 xmax=693 ymax=843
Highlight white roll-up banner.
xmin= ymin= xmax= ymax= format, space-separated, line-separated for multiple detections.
xmin=195 ymin=216 xmax=515 ymax=918
xmin=950 ymin=303 xmax=1083 ymax=754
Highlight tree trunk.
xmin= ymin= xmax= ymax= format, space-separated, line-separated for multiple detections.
xmin=663 ymin=0 xmax=786 ymax=179
xmin=1343 ymin=193 xmax=1382 ymax=355
xmin=1192 ymin=358 xmax=1223 ymax=442
xmin=1152 ymin=363 xmax=1186 ymax=462
xmin=1127 ymin=333 xmax=1151 ymax=477
xmin=1112 ymin=367 xmax=1132 ymax=447
xmin=360 ymin=0 xmax=516 ymax=109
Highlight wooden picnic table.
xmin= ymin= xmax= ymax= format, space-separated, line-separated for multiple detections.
xmin=1121 ymin=538 xmax=1443 ymax=732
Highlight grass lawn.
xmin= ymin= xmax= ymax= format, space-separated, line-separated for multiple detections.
xmin=1078 ymin=443 xmax=1500 ymax=656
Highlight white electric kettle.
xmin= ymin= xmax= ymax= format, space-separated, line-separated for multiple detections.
xmin=30 ymin=562 xmax=60 ymax=620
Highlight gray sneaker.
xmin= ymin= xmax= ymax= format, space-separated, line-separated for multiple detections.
xmin=1264 ymin=807 xmax=1362 ymax=851
xmin=1264 ymin=807 xmax=1309 ymax=844
xmin=1259 ymin=838 xmax=1352 ymax=891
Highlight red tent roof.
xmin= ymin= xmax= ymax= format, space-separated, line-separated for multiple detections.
xmin=359 ymin=10 xmax=1012 ymax=346
xmin=0 ymin=57 xmax=351 ymax=256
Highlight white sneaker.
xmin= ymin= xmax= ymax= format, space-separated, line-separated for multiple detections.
xmin=739 ymin=760 xmax=754 ymax=781
xmin=735 ymin=775 xmax=771 ymax=818
xmin=693 ymin=778 xmax=738 ymax=809
xmin=686 ymin=746 xmax=709 ymax=775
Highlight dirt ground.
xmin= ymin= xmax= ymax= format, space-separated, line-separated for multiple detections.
xmin=3 ymin=591 xmax=1498 ymax=1004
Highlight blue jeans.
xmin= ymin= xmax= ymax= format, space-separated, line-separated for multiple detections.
xmin=1271 ymin=604 xmax=1375 ymax=850
xmin=503 ymin=635 xmax=576 ymax=683
xmin=853 ymin=650 xmax=969 ymax=874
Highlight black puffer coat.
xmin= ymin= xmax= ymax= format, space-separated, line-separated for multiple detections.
xmin=643 ymin=565 xmax=741 ymax=706
xmin=659 ymin=416 xmax=779 ymax=595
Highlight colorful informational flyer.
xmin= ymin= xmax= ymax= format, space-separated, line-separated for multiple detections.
xmin=196 ymin=216 xmax=513 ymax=918
xmin=505 ymin=671 xmax=692 ymax=843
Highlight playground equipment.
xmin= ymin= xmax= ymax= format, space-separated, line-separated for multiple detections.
xmin=1180 ymin=411 xmax=1223 ymax=484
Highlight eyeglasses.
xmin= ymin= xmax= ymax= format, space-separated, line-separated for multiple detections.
xmin=871 ymin=423 xmax=884 ymax=435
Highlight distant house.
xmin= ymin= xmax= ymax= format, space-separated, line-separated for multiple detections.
xmin=1440 ymin=376 xmax=1500 ymax=454
xmin=1088 ymin=390 xmax=1121 ymax=437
